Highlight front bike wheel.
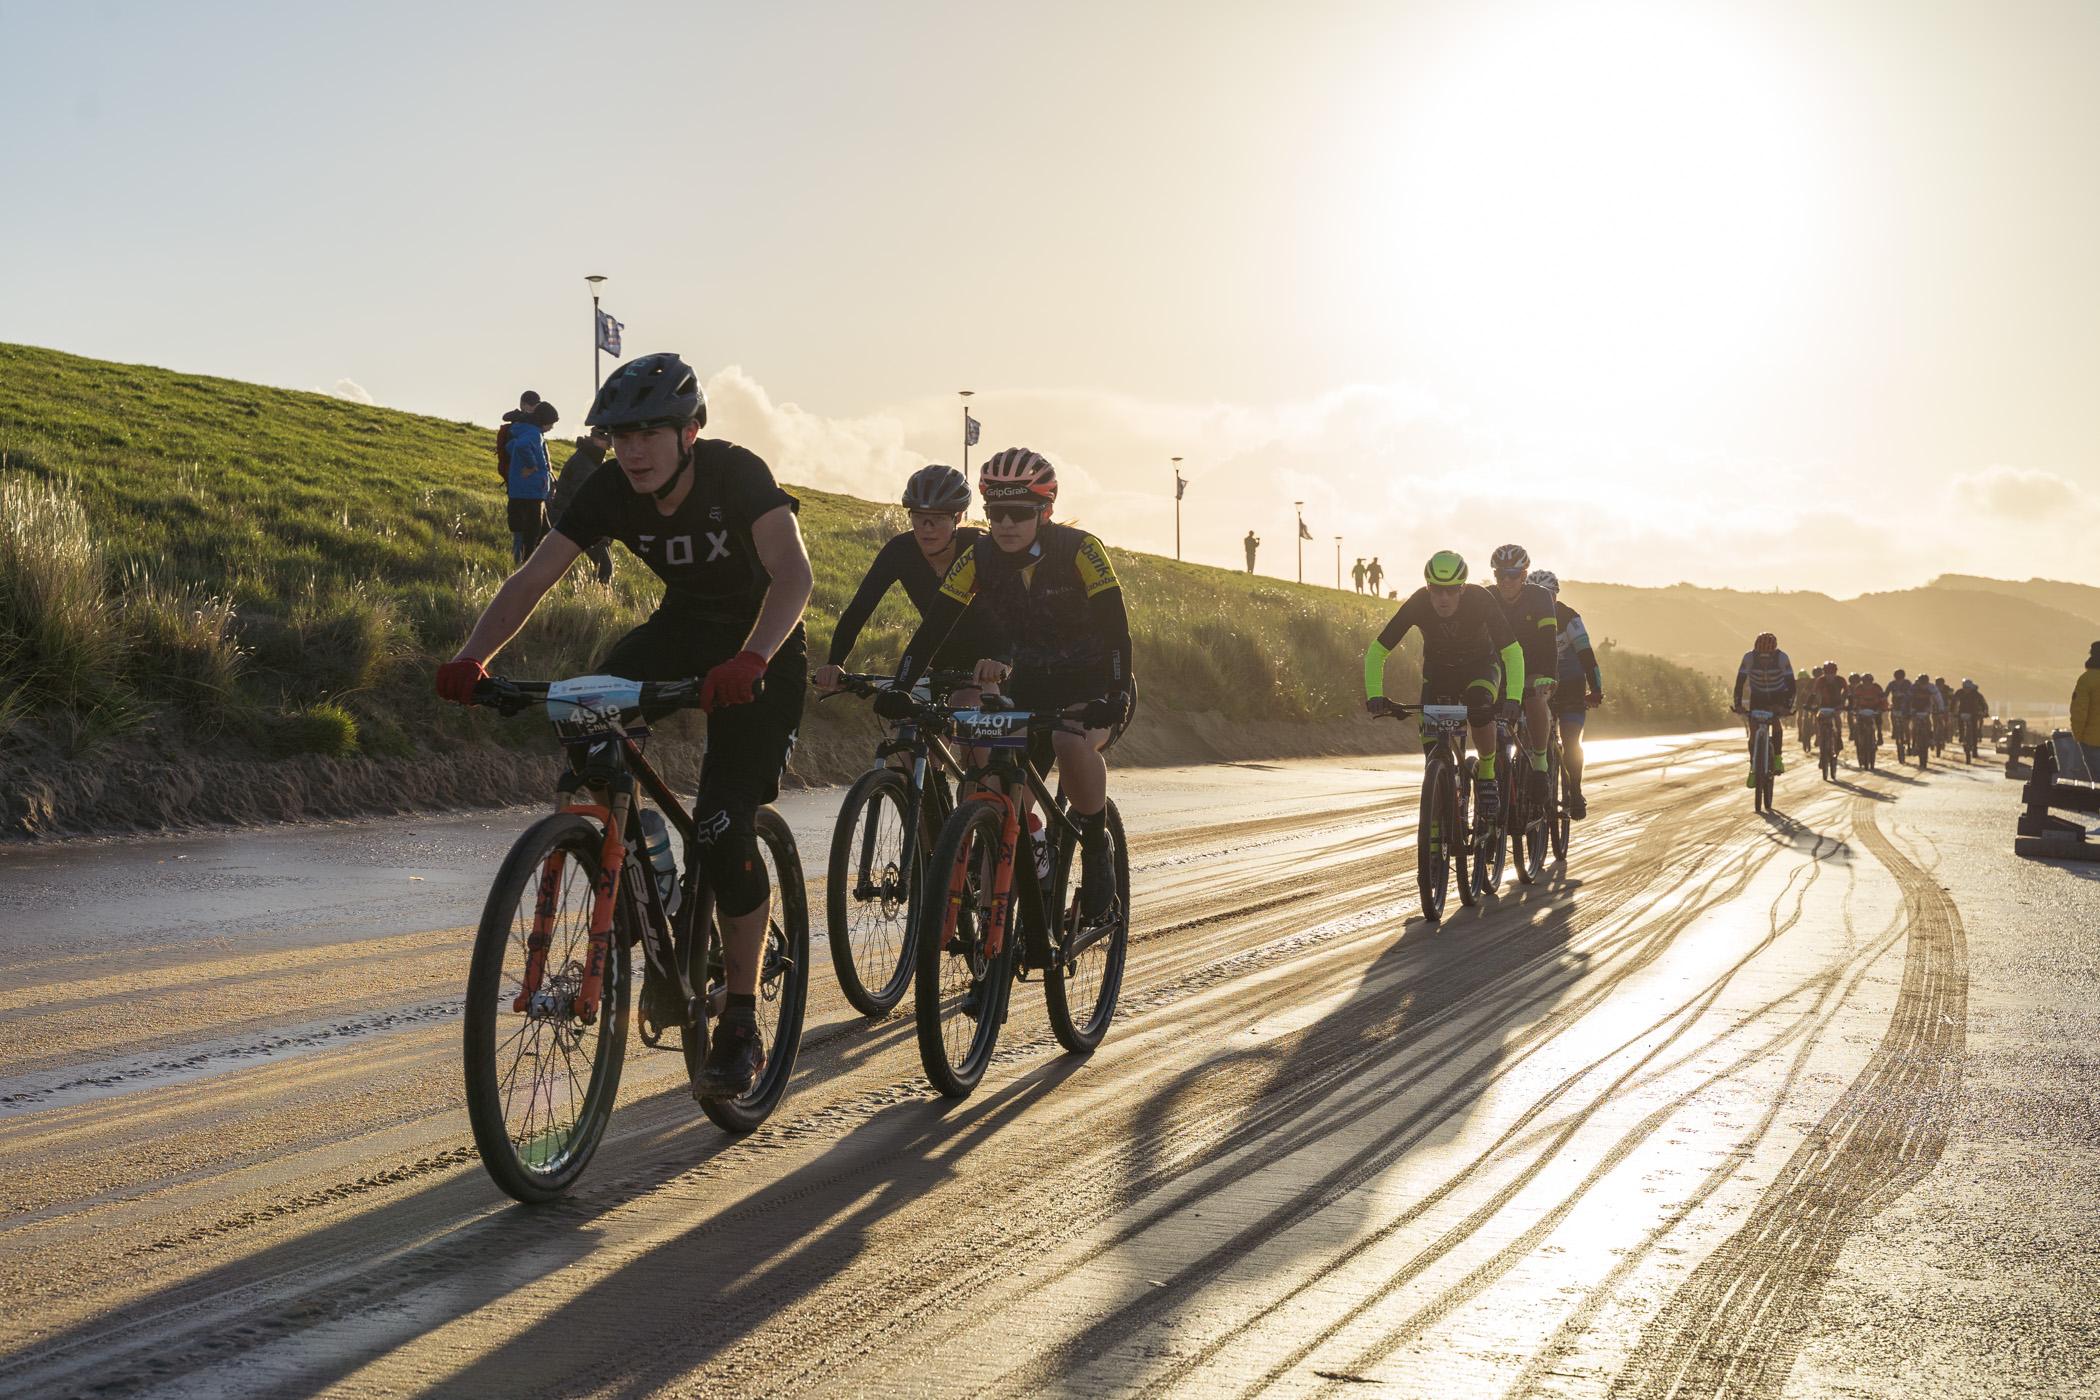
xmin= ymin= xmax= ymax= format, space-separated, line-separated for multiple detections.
xmin=914 ymin=800 xmax=1017 ymax=1098
xmin=1474 ymin=749 xmax=1510 ymax=895
xmin=1416 ymin=756 xmax=1452 ymax=921
xmin=700 ymin=807 xmax=811 ymax=1134
xmin=825 ymin=768 xmax=920 ymax=1017
xmin=1548 ymin=744 xmax=1570 ymax=865
xmin=464 ymin=812 xmax=632 ymax=1204
xmin=1755 ymin=729 xmax=1775 ymax=812
xmin=1045 ymin=799 xmax=1129 ymax=1054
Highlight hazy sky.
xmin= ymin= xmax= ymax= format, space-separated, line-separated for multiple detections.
xmin=3 ymin=0 xmax=2096 ymax=595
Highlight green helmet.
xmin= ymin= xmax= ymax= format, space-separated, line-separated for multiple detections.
xmin=1424 ymin=550 xmax=1468 ymax=586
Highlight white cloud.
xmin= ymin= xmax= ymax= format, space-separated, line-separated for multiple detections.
xmin=1951 ymin=464 xmax=2083 ymax=521
xmin=329 ymin=377 xmax=376 ymax=405
xmin=691 ymin=363 xmax=2100 ymax=597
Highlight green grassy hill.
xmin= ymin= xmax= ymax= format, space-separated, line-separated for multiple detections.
xmin=1 ymin=342 xmax=1727 ymax=832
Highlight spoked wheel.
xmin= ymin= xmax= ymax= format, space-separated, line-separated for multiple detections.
xmin=826 ymin=768 xmax=920 ymax=1017
xmin=914 ymin=801 xmax=1017 ymax=1098
xmin=1045 ymin=799 xmax=1129 ymax=1054
xmin=1515 ymin=750 xmax=1547 ymax=886
xmin=1417 ymin=757 xmax=1453 ymax=921
xmin=699 ymin=807 xmax=811 ymax=1134
xmin=1754 ymin=730 xmax=1775 ymax=813
xmin=1474 ymin=753 xmax=1510 ymax=895
xmin=464 ymin=813 xmax=632 ymax=1204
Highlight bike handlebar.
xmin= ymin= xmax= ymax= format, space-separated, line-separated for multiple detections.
xmin=470 ymin=675 xmax=706 ymax=717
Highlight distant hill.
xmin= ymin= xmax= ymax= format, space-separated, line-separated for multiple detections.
xmin=1565 ymin=576 xmax=2092 ymax=712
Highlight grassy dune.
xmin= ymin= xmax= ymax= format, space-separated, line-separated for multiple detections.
xmin=0 ymin=342 xmax=1727 ymax=832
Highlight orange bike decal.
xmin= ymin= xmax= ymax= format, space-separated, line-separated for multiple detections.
xmin=575 ymin=820 xmax=627 ymax=1023
xmin=513 ymin=850 xmax=568 ymax=1012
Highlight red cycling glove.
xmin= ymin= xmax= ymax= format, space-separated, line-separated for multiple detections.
xmin=700 ymin=650 xmax=769 ymax=712
xmin=436 ymin=656 xmax=488 ymax=705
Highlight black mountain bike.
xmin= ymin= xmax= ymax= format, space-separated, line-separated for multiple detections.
xmin=1375 ymin=701 xmax=1496 ymax=921
xmin=1738 ymin=707 xmax=1780 ymax=813
xmin=1912 ymin=710 xmax=1934 ymax=769
xmin=1816 ymin=705 xmax=1842 ymax=781
xmin=886 ymin=691 xmax=1132 ymax=1098
xmin=820 ymin=671 xmax=974 ymax=1017
xmin=1960 ymin=711 xmax=1981 ymax=763
xmin=460 ymin=674 xmax=810 ymax=1202
xmin=1854 ymin=707 xmax=1880 ymax=771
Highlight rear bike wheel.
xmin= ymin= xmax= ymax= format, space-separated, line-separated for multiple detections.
xmin=1548 ymin=740 xmax=1570 ymax=865
xmin=825 ymin=768 xmax=920 ymax=1017
xmin=464 ymin=812 xmax=632 ymax=1204
xmin=1416 ymin=755 xmax=1452 ymax=921
xmin=1045 ymin=799 xmax=1129 ymax=1054
xmin=913 ymin=800 xmax=1017 ymax=1097
xmin=698 ymin=808 xmax=811 ymax=1134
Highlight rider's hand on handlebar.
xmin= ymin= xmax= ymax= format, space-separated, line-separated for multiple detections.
xmin=812 ymin=663 xmax=844 ymax=695
xmin=1365 ymin=695 xmax=1397 ymax=718
xmin=1082 ymin=690 xmax=1132 ymax=731
xmin=973 ymin=657 xmax=1012 ymax=689
xmin=1587 ymin=691 xmax=1605 ymax=708
xmin=1497 ymin=698 xmax=1521 ymax=724
xmin=872 ymin=687 xmax=918 ymax=723
xmin=700 ymin=650 xmax=768 ymax=712
xmin=436 ymin=656 xmax=488 ymax=706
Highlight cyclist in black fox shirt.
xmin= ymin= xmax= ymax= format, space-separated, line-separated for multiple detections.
xmin=437 ymin=352 xmax=812 ymax=1103
xmin=877 ymin=448 xmax=1133 ymax=925
xmin=813 ymin=465 xmax=992 ymax=697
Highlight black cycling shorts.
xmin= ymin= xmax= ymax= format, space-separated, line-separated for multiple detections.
xmin=1421 ymin=654 xmax=1500 ymax=727
xmin=598 ymin=601 xmax=807 ymax=809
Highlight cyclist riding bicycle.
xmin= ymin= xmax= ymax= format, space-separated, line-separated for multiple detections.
xmin=1851 ymin=673 xmax=1886 ymax=732
xmin=1887 ymin=668 xmax=1914 ymax=738
xmin=813 ymin=464 xmax=992 ymax=701
xmin=1527 ymin=569 xmax=1604 ymax=820
xmin=1364 ymin=550 xmax=1526 ymax=821
xmin=1733 ymin=632 xmax=1797 ymax=784
xmin=1808 ymin=662 xmax=1847 ymax=756
xmin=878 ymin=447 xmax=1134 ymax=926
xmin=1796 ymin=668 xmax=1816 ymax=750
xmin=1953 ymin=678 xmax=1989 ymax=720
xmin=1485 ymin=544 xmax=1559 ymax=802
xmin=436 ymin=351 xmax=814 ymax=1102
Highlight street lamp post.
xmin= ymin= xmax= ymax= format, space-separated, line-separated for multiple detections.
xmin=585 ymin=274 xmax=607 ymax=392
xmin=1172 ymin=456 xmax=1184 ymax=562
xmin=959 ymin=390 xmax=974 ymax=476
xmin=1336 ymin=536 xmax=1343 ymax=590
xmin=1294 ymin=501 xmax=1305 ymax=583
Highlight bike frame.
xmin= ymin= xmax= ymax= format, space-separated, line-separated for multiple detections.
xmin=937 ymin=716 xmax=1085 ymax=970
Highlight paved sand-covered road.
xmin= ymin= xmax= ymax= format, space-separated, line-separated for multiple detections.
xmin=2 ymin=734 xmax=2094 ymax=1398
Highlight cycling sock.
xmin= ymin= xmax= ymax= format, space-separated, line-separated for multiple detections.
xmin=1527 ymin=746 xmax=1548 ymax=773
xmin=726 ymin=993 xmax=757 ymax=1018
xmin=1476 ymin=751 xmax=1496 ymax=780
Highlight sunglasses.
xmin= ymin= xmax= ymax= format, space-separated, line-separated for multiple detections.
xmin=1494 ymin=568 xmax=1527 ymax=581
xmin=908 ymin=510 xmax=959 ymax=528
xmin=985 ymin=505 xmax=1041 ymax=524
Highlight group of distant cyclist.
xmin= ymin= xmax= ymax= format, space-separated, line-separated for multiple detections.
xmin=1733 ymin=633 xmax=1992 ymax=779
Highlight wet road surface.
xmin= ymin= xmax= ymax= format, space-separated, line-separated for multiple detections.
xmin=2 ymin=733 xmax=2094 ymax=1398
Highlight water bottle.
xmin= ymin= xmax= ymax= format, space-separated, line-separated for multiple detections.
xmin=639 ymin=808 xmax=682 ymax=918
xmin=1028 ymin=812 xmax=1052 ymax=882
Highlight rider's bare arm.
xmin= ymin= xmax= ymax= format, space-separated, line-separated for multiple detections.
xmin=741 ymin=505 xmax=815 ymax=661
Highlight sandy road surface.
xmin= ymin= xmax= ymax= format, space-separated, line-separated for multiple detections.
xmin=2 ymin=733 xmax=2095 ymax=1398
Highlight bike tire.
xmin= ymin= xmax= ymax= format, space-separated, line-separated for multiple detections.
xmin=1754 ymin=728 xmax=1773 ymax=813
xmin=1417 ymin=755 xmax=1452 ymax=920
xmin=825 ymin=768 xmax=920 ymax=1018
xmin=1476 ymin=743 xmax=1511 ymax=894
xmin=464 ymin=812 xmax=632 ymax=1204
xmin=1044 ymin=799 xmax=1129 ymax=1054
xmin=913 ymin=800 xmax=1017 ymax=1098
xmin=699 ymin=807 xmax=811 ymax=1134
xmin=1548 ymin=745 xmax=1569 ymax=864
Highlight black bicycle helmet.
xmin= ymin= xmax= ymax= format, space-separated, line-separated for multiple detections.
xmin=902 ymin=464 xmax=971 ymax=514
xmin=1490 ymin=543 xmax=1530 ymax=574
xmin=585 ymin=352 xmax=706 ymax=431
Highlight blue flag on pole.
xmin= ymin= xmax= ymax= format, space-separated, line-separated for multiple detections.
xmin=596 ymin=308 xmax=624 ymax=356
xmin=963 ymin=411 xmax=981 ymax=447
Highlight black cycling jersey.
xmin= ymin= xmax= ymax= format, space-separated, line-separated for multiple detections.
xmin=895 ymin=522 xmax=1133 ymax=696
xmin=1488 ymin=581 xmax=1559 ymax=683
xmin=825 ymin=528 xmax=988 ymax=668
xmin=554 ymin=439 xmax=795 ymax=625
xmin=1377 ymin=584 xmax=1518 ymax=668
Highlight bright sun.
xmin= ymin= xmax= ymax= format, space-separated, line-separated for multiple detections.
xmin=1360 ymin=2 xmax=1833 ymax=431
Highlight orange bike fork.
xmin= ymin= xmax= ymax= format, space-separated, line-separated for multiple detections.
xmin=941 ymin=793 xmax=1021 ymax=960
